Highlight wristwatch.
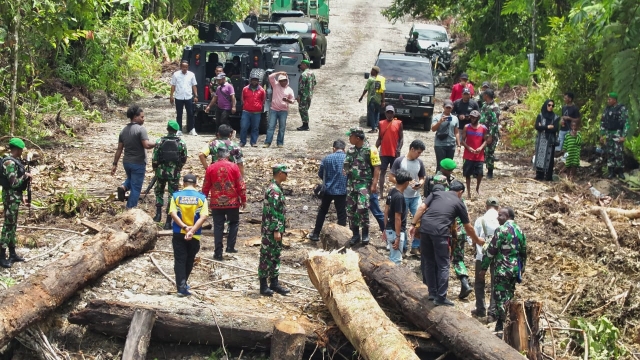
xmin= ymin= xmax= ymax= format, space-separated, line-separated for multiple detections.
xmin=182 ymin=225 xmax=187 ymax=230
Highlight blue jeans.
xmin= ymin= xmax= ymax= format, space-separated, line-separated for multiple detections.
xmin=556 ymin=130 xmax=568 ymax=152
xmin=367 ymin=100 xmax=381 ymax=130
xmin=240 ymin=111 xmax=261 ymax=145
xmin=369 ymin=193 xmax=385 ymax=232
xmin=386 ymin=229 xmax=406 ymax=265
xmin=404 ymin=196 xmax=421 ymax=249
xmin=122 ymin=163 xmax=146 ymax=209
xmin=265 ymin=110 xmax=288 ymax=145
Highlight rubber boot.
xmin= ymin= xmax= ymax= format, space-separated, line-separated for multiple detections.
xmin=361 ymin=226 xmax=370 ymax=245
xmin=494 ymin=318 xmax=504 ymax=333
xmin=487 ymin=168 xmax=494 ymax=179
xmin=8 ymin=245 xmax=24 ymax=263
xmin=260 ymin=277 xmax=274 ymax=296
xmin=270 ymin=276 xmax=290 ymax=295
xmin=458 ymin=276 xmax=473 ymax=299
xmin=348 ymin=226 xmax=361 ymax=246
xmin=163 ymin=213 xmax=172 ymax=230
xmin=617 ymin=168 xmax=625 ymax=180
xmin=607 ymin=168 xmax=615 ymax=179
xmin=0 ymin=248 xmax=11 ymax=268
xmin=153 ymin=205 xmax=162 ymax=222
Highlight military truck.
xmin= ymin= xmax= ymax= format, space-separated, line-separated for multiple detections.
xmin=183 ymin=21 xmax=305 ymax=134
xmin=365 ymin=50 xmax=436 ymax=130
xmin=260 ymin=0 xmax=330 ymax=27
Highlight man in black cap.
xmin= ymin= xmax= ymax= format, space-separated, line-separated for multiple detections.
xmin=452 ymin=88 xmax=480 ymax=142
xmin=409 ymin=180 xmax=483 ymax=306
xmin=477 ymin=82 xmax=490 ymax=108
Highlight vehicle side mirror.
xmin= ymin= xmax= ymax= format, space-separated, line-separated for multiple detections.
xmin=364 ymin=72 xmax=370 ymax=79
xmin=324 ymin=28 xmax=331 ymax=35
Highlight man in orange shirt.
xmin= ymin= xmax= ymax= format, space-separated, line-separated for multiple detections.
xmin=376 ymin=105 xmax=403 ymax=197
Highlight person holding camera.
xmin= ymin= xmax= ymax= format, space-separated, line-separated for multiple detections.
xmin=431 ymin=100 xmax=460 ymax=172
xmin=0 ymin=138 xmax=31 ymax=268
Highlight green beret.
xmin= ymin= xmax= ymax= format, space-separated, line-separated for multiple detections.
xmin=440 ymin=158 xmax=457 ymax=171
xmin=608 ymin=92 xmax=618 ymax=99
xmin=301 ymin=60 xmax=311 ymax=66
xmin=273 ymin=164 xmax=290 ymax=174
xmin=9 ymin=138 xmax=25 ymax=149
xmin=167 ymin=120 xmax=180 ymax=132
xmin=412 ymin=31 xmax=419 ymax=36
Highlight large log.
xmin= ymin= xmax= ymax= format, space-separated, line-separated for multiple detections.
xmin=0 ymin=209 xmax=157 ymax=349
xmin=504 ymin=300 xmax=542 ymax=360
xmin=122 ymin=308 xmax=156 ymax=360
xmin=69 ymin=299 xmax=447 ymax=357
xmin=271 ymin=320 xmax=306 ymax=360
xmin=589 ymin=206 xmax=640 ymax=219
xmin=306 ymin=250 xmax=420 ymax=360
xmin=353 ymin=245 xmax=525 ymax=360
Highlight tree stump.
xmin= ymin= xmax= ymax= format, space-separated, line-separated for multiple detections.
xmin=270 ymin=320 xmax=306 ymax=360
xmin=122 ymin=308 xmax=156 ymax=360
xmin=319 ymin=223 xmax=351 ymax=250
xmin=504 ymin=300 xmax=543 ymax=360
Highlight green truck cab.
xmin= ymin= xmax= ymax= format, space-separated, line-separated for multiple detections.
xmin=260 ymin=0 xmax=330 ymax=26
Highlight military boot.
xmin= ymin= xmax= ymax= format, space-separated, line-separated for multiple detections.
xmin=458 ymin=276 xmax=473 ymax=299
xmin=8 ymin=245 xmax=24 ymax=263
xmin=361 ymin=226 xmax=370 ymax=245
xmin=494 ymin=318 xmax=504 ymax=333
xmin=153 ymin=205 xmax=162 ymax=222
xmin=0 ymin=248 xmax=11 ymax=268
xmin=260 ymin=277 xmax=273 ymax=296
xmin=348 ymin=226 xmax=361 ymax=246
xmin=270 ymin=276 xmax=290 ymax=295
xmin=163 ymin=213 xmax=172 ymax=230
xmin=607 ymin=168 xmax=615 ymax=179
xmin=617 ymin=168 xmax=626 ymax=180
xmin=487 ymin=168 xmax=494 ymax=179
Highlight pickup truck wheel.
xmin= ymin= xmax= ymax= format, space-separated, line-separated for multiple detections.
xmin=259 ymin=111 xmax=269 ymax=134
xmin=194 ymin=111 xmax=204 ymax=133
xmin=321 ymin=52 xmax=326 ymax=65
xmin=423 ymin=117 xmax=432 ymax=131
xmin=311 ymin=55 xmax=322 ymax=69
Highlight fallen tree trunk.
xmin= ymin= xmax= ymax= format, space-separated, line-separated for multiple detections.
xmin=352 ymin=245 xmax=525 ymax=360
xmin=122 ymin=308 xmax=156 ymax=360
xmin=306 ymin=250 xmax=420 ymax=360
xmin=0 ymin=209 xmax=157 ymax=348
xmin=69 ymin=299 xmax=446 ymax=357
xmin=589 ymin=206 xmax=640 ymax=219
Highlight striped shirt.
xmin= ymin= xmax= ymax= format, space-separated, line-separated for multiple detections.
xmin=562 ymin=132 xmax=582 ymax=167
xmin=319 ymin=151 xmax=348 ymax=196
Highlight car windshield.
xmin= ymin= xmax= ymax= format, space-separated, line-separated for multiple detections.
xmin=258 ymin=24 xmax=283 ymax=34
xmin=416 ymin=29 xmax=448 ymax=42
xmin=279 ymin=53 xmax=302 ymax=66
xmin=283 ymin=22 xmax=311 ymax=33
xmin=271 ymin=41 xmax=301 ymax=52
xmin=376 ymin=59 xmax=433 ymax=83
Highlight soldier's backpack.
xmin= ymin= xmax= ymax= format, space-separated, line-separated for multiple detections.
xmin=157 ymin=138 xmax=181 ymax=164
xmin=422 ymin=175 xmax=435 ymax=198
xmin=0 ymin=156 xmax=27 ymax=191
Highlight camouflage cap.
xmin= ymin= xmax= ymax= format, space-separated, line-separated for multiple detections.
xmin=486 ymin=197 xmax=500 ymax=206
xmin=272 ymin=164 xmax=290 ymax=174
xmin=8 ymin=138 xmax=25 ymax=149
xmin=346 ymin=127 xmax=365 ymax=138
xmin=167 ymin=120 xmax=180 ymax=132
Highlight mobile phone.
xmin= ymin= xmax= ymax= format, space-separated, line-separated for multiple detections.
xmin=447 ymin=116 xmax=452 ymax=121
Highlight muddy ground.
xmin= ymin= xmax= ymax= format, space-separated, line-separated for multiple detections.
xmin=2 ymin=0 xmax=640 ymax=358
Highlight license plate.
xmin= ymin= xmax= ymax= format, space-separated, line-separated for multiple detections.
xmin=396 ymin=108 xmax=410 ymax=115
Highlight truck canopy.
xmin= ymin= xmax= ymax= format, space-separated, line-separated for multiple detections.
xmin=260 ymin=0 xmax=330 ymax=25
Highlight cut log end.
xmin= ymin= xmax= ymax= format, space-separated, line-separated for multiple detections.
xmin=271 ymin=320 xmax=306 ymax=360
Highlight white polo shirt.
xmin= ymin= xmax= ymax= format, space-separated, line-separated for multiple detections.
xmin=473 ymin=208 xmax=500 ymax=261
xmin=170 ymin=70 xmax=197 ymax=100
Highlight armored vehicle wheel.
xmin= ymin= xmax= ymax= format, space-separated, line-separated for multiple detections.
xmin=312 ymin=56 xmax=322 ymax=69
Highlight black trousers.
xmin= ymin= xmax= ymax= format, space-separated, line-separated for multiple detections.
xmin=172 ymin=233 xmax=201 ymax=291
xmin=215 ymin=108 xmax=232 ymax=132
xmin=434 ymin=145 xmax=456 ymax=172
xmin=175 ymin=99 xmax=194 ymax=132
xmin=212 ymin=208 xmax=240 ymax=256
xmin=420 ymin=233 xmax=451 ymax=300
xmin=313 ymin=194 xmax=347 ymax=234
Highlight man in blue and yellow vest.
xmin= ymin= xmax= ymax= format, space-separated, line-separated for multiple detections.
xmin=169 ymin=174 xmax=208 ymax=296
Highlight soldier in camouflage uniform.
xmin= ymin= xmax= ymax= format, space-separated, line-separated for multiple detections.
xmin=344 ymin=127 xmax=381 ymax=246
xmin=0 ymin=138 xmax=31 ymax=268
xmin=152 ymin=121 xmax=188 ymax=229
xmin=296 ymin=60 xmax=317 ymax=131
xmin=258 ymin=164 xmax=290 ymax=296
xmin=480 ymin=207 xmax=527 ymax=332
xmin=198 ymin=124 xmax=244 ymax=176
xmin=600 ymin=92 xmax=629 ymax=180
xmin=479 ymin=89 xmax=500 ymax=179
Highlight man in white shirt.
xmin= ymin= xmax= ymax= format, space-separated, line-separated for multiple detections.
xmin=170 ymin=60 xmax=198 ymax=136
xmin=472 ymin=197 xmax=500 ymax=320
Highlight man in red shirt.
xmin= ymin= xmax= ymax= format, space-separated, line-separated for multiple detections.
xmin=239 ymin=74 xmax=266 ymax=147
xmin=450 ymin=73 xmax=475 ymax=102
xmin=375 ymin=105 xmax=404 ymax=196
xmin=461 ymin=110 xmax=489 ymax=199
xmin=202 ymin=147 xmax=247 ymax=260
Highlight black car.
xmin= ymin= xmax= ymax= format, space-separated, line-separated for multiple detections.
xmin=278 ymin=17 xmax=330 ymax=68
xmin=366 ymin=50 xmax=436 ymax=130
xmin=260 ymin=34 xmax=310 ymax=63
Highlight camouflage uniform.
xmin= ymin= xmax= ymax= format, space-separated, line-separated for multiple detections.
xmin=479 ymin=101 xmax=500 ymax=171
xmin=152 ymin=135 xmax=188 ymax=209
xmin=452 ymin=200 xmax=468 ymax=278
xmin=206 ymin=138 xmax=244 ymax=165
xmin=344 ymin=141 xmax=381 ymax=229
xmin=298 ymin=68 xmax=317 ymax=125
xmin=600 ymin=104 xmax=629 ymax=170
xmin=481 ymin=220 xmax=527 ymax=321
xmin=431 ymin=171 xmax=454 ymax=189
xmin=1 ymin=157 xmax=28 ymax=248
xmin=258 ymin=179 xmax=286 ymax=279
